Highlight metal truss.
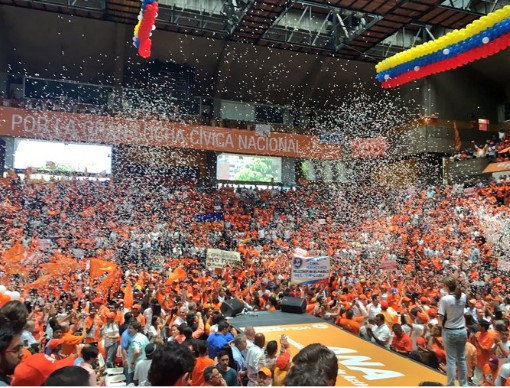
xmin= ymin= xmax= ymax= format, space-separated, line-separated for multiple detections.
xmin=22 ymin=0 xmax=510 ymax=60
xmin=361 ymin=0 xmax=508 ymax=60
xmin=259 ymin=0 xmax=382 ymax=51
xmin=156 ymin=0 xmax=230 ymax=35
xmin=32 ymin=0 xmax=105 ymax=11
xmin=439 ymin=0 xmax=509 ymax=15
xmin=363 ymin=24 xmax=452 ymax=60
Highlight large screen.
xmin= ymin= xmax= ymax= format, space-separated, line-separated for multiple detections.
xmin=14 ymin=139 xmax=112 ymax=174
xmin=217 ymin=153 xmax=282 ymax=183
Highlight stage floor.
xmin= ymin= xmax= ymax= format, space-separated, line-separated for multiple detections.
xmin=230 ymin=311 xmax=446 ymax=386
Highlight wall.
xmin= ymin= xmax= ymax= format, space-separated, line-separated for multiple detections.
xmin=114 ymin=144 xmax=209 ymax=178
xmin=429 ymin=66 xmax=504 ymax=122
xmin=444 ymin=157 xmax=490 ymax=183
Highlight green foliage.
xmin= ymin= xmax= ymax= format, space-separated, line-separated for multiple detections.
xmin=45 ymin=161 xmax=77 ymax=173
xmin=235 ymin=157 xmax=277 ymax=182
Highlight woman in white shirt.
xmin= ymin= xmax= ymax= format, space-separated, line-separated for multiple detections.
xmin=438 ymin=277 xmax=468 ymax=386
xmin=102 ymin=313 xmax=120 ymax=368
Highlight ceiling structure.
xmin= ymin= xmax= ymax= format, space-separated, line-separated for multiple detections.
xmin=0 ymin=0 xmax=508 ymax=63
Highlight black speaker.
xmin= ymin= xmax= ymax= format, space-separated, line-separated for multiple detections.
xmin=221 ymin=298 xmax=245 ymax=318
xmin=280 ymin=297 xmax=306 ymax=314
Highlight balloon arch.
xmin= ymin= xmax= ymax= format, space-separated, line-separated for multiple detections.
xmin=376 ymin=6 xmax=510 ymax=88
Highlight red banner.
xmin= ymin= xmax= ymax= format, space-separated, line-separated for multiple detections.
xmin=0 ymin=107 xmax=342 ymax=160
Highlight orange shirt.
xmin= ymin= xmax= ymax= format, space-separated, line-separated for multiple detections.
xmin=191 ymin=355 xmax=216 ymax=386
xmin=84 ymin=315 xmax=104 ymax=344
xmin=135 ymin=314 xmax=146 ymax=327
xmin=475 ymin=332 xmax=495 ymax=368
xmin=481 ymin=363 xmax=499 ymax=386
xmin=392 ymin=333 xmax=413 ymax=353
xmin=338 ymin=319 xmax=361 ymax=335
xmin=61 ymin=331 xmax=84 ymax=356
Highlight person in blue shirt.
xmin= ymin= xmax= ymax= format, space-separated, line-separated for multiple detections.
xmin=121 ymin=316 xmax=134 ymax=384
xmin=207 ymin=321 xmax=234 ymax=360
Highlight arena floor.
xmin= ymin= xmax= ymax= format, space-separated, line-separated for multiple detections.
xmin=231 ymin=311 xmax=446 ymax=386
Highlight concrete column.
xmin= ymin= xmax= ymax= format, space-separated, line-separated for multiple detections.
xmin=1 ymin=136 xmax=15 ymax=173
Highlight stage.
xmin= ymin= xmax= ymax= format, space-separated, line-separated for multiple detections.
xmin=230 ymin=311 xmax=447 ymax=386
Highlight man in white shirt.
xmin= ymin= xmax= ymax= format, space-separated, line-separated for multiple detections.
xmin=143 ymin=299 xmax=156 ymax=334
xmin=496 ymin=362 xmax=510 ymax=386
xmin=366 ymin=295 xmax=382 ymax=321
xmin=366 ymin=314 xmax=391 ymax=349
xmin=242 ymin=326 xmax=256 ymax=358
xmin=78 ymin=345 xmax=99 ymax=386
xmin=245 ymin=333 xmax=265 ymax=386
xmin=134 ymin=343 xmax=155 ymax=386
xmin=172 ymin=306 xmax=188 ymax=327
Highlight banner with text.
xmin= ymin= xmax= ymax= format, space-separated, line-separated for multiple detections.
xmin=0 ymin=107 xmax=342 ymax=159
xmin=193 ymin=212 xmax=225 ymax=222
xmin=291 ymin=255 xmax=330 ymax=285
xmin=248 ymin=323 xmax=446 ymax=386
xmin=380 ymin=257 xmax=398 ymax=271
xmin=206 ymin=249 xmax=241 ymax=269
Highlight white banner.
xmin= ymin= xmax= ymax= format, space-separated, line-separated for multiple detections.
xmin=38 ymin=239 xmax=52 ymax=252
xmin=498 ymin=258 xmax=510 ymax=272
xmin=206 ymin=249 xmax=241 ymax=269
xmin=380 ymin=257 xmax=397 ymax=271
xmin=291 ymin=255 xmax=330 ymax=285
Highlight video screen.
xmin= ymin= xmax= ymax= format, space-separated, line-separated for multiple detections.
xmin=14 ymin=139 xmax=112 ymax=174
xmin=217 ymin=153 xmax=282 ymax=183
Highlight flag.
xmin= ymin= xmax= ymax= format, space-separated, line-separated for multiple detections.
xmin=24 ymin=275 xmax=53 ymax=290
xmin=124 ymin=283 xmax=133 ymax=309
xmin=90 ymin=258 xmax=117 ymax=296
xmin=2 ymin=241 xmax=25 ymax=275
xmin=165 ymin=267 xmax=188 ymax=285
xmin=454 ymin=121 xmax=462 ymax=152
xmin=90 ymin=258 xmax=116 ymax=280
xmin=193 ymin=212 xmax=224 ymax=222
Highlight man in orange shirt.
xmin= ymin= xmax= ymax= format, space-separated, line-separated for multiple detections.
xmin=481 ymin=355 xmax=500 ymax=386
xmin=471 ymin=319 xmax=495 ymax=385
xmin=132 ymin=305 xmax=146 ymax=327
xmin=391 ymin=324 xmax=412 ymax=357
xmin=338 ymin=309 xmax=361 ymax=336
xmin=91 ymin=298 xmax=110 ymax=323
xmin=60 ymin=322 xmax=85 ymax=357
xmin=191 ymin=340 xmax=215 ymax=386
xmin=84 ymin=308 xmax=104 ymax=345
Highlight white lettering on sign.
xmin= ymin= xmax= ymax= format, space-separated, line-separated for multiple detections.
xmin=238 ymin=134 xmax=301 ymax=154
xmin=330 ymin=347 xmax=404 ymax=381
xmin=3 ymin=108 xmax=344 ymax=159
xmin=280 ymin=337 xmax=403 ymax=383
xmin=206 ymin=249 xmax=240 ymax=269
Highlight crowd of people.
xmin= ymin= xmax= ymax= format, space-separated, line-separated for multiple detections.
xmin=451 ymin=134 xmax=510 ymax=162
xmin=1 ymin=167 xmax=510 ymax=385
